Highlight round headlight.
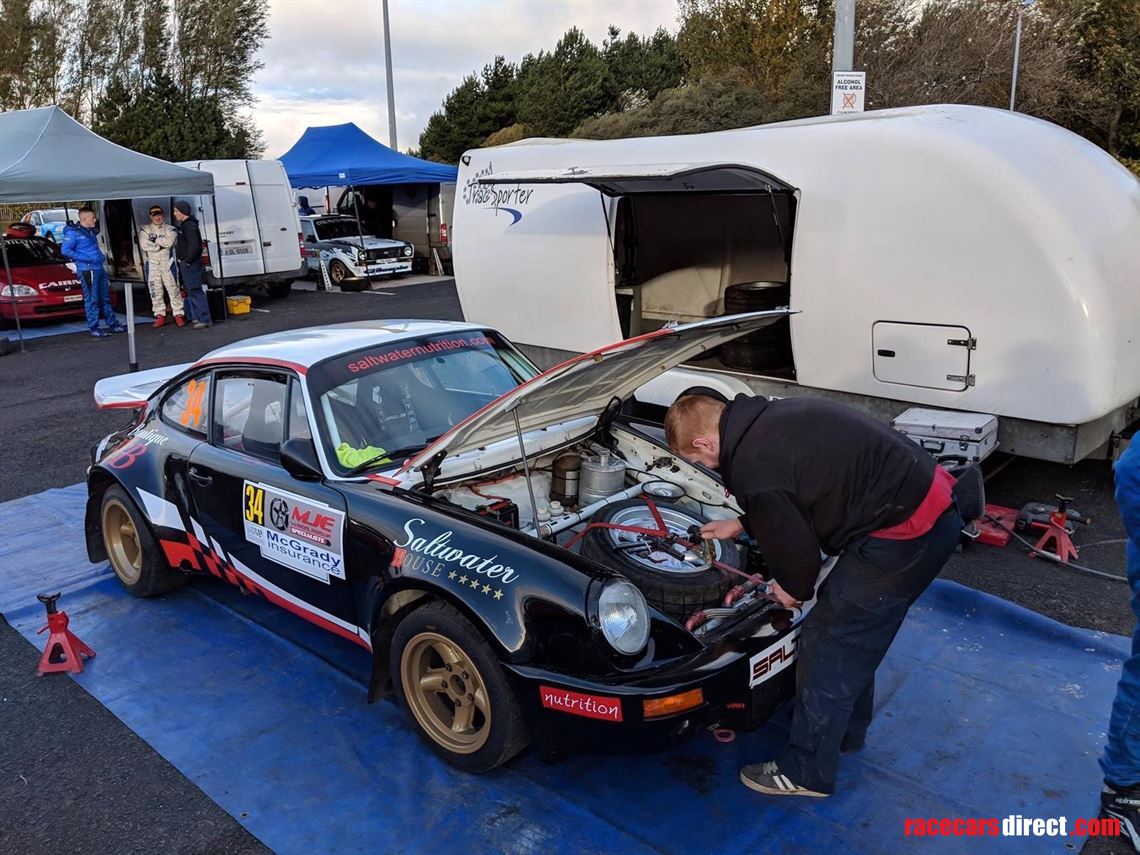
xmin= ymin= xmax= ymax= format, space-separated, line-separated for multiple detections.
xmin=403 ymin=245 xmax=413 ymax=257
xmin=598 ymin=579 xmax=649 ymax=655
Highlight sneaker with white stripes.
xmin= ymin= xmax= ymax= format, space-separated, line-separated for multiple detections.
xmin=1101 ymin=782 xmax=1140 ymax=852
xmin=739 ymin=761 xmax=830 ymax=798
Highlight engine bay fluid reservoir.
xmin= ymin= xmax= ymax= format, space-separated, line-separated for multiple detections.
xmin=551 ymin=453 xmax=582 ymax=504
xmin=580 ymin=451 xmax=626 ymax=505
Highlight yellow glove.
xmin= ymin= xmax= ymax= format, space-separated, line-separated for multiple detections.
xmin=335 ymin=442 xmax=390 ymax=468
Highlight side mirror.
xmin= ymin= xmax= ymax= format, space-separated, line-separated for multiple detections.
xmin=281 ymin=437 xmax=323 ymax=481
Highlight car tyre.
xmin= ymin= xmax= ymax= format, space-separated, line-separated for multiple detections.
xmin=391 ymin=601 xmax=529 ymax=772
xmin=100 ymin=484 xmax=185 ymax=597
xmin=266 ymin=281 xmax=292 ymax=299
xmin=328 ymin=259 xmax=364 ymax=291
xmin=580 ymin=499 xmax=739 ymax=621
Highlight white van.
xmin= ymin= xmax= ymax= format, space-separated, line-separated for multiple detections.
xmin=452 ymin=105 xmax=1140 ymax=464
xmin=99 ymin=160 xmax=304 ymax=298
xmin=172 ymin=160 xmax=304 ymax=297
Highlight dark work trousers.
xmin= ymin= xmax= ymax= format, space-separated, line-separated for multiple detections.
xmin=777 ymin=503 xmax=963 ymax=793
xmin=179 ymin=260 xmax=211 ymax=325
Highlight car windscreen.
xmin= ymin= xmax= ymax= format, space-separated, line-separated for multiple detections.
xmin=306 ymin=331 xmax=538 ymax=474
xmin=41 ymin=210 xmax=66 ymax=223
xmin=313 ymin=218 xmax=366 ymax=240
xmin=2 ymin=238 xmax=63 ymax=266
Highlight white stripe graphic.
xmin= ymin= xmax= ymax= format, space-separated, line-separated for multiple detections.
xmin=138 ymin=488 xmax=186 ymax=532
xmin=228 ymin=554 xmax=368 ymax=642
xmin=191 ymin=518 xmax=209 ymax=545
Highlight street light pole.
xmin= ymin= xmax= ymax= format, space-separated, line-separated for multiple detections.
xmin=832 ymin=0 xmax=856 ymax=75
xmin=381 ymin=0 xmax=398 ymax=150
xmin=1009 ymin=0 xmax=1034 ymax=111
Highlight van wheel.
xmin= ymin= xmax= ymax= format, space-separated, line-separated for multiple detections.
xmin=267 ymin=281 xmax=292 ymax=299
xmin=100 ymin=485 xmax=185 ymax=597
xmin=580 ymin=499 xmax=739 ymax=621
xmin=391 ymin=601 xmax=529 ymax=772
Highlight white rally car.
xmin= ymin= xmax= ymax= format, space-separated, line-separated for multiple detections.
xmin=300 ymin=214 xmax=413 ymax=290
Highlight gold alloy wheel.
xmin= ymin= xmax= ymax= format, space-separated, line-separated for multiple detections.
xmin=400 ymin=631 xmax=491 ymax=755
xmin=102 ymin=498 xmax=143 ymax=585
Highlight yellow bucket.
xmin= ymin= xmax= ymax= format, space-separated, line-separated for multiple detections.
xmin=226 ymin=295 xmax=251 ymax=316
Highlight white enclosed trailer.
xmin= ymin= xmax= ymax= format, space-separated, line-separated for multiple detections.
xmin=452 ymin=105 xmax=1140 ymax=463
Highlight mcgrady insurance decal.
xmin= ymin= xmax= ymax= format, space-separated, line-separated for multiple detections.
xmin=242 ymin=481 xmax=345 ymax=583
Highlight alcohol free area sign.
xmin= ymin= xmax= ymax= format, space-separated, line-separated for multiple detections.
xmin=831 ymin=71 xmax=866 ymax=114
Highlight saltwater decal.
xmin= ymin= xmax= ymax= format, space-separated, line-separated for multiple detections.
xmin=243 ymin=481 xmax=345 ymax=583
xmin=394 ymin=518 xmax=520 ymax=583
xmin=748 ymin=628 xmax=800 ymax=688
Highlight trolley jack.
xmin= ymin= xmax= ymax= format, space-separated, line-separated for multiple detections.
xmin=35 ymin=592 xmax=96 ymax=676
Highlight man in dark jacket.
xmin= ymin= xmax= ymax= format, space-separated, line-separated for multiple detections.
xmin=173 ymin=201 xmax=211 ymax=329
xmin=665 ymin=393 xmax=961 ymax=798
xmin=60 ymin=207 xmax=125 ymax=338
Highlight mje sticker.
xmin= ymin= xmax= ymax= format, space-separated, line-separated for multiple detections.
xmin=242 ymin=481 xmax=345 ymax=583
xmin=748 ymin=628 xmax=800 ymax=688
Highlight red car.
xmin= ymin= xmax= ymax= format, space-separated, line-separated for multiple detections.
xmin=0 ymin=228 xmax=86 ymax=328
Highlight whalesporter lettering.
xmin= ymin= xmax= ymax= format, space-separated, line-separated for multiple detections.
xmin=395 ymin=518 xmax=519 ymax=583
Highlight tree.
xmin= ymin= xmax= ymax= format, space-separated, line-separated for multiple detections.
xmin=573 ymin=76 xmax=771 ymax=139
xmin=517 ymin=27 xmax=617 ymax=137
xmin=93 ymin=73 xmax=259 ymax=160
xmin=1046 ymin=0 xmax=1140 ymax=158
xmin=677 ymin=0 xmax=833 ymax=107
xmin=172 ymin=0 xmax=269 ymax=111
xmin=603 ymin=26 xmax=688 ymax=110
xmin=417 ymin=56 xmax=520 ymax=162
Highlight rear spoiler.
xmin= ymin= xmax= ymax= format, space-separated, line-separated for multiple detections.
xmin=94 ymin=362 xmax=192 ymax=409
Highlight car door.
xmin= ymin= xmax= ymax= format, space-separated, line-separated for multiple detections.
xmin=187 ymin=370 xmax=361 ymax=638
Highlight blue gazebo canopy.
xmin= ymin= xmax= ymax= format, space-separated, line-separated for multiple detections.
xmin=279 ymin=122 xmax=457 ymax=188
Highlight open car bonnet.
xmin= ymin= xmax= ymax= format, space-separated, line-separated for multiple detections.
xmin=398 ymin=310 xmax=792 ymax=482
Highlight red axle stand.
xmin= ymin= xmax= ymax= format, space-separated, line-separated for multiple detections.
xmin=1029 ymin=497 xmax=1080 ymax=564
xmin=35 ymin=592 xmax=95 ymax=676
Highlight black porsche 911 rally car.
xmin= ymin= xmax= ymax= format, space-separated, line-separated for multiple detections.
xmin=85 ymin=313 xmax=831 ymax=771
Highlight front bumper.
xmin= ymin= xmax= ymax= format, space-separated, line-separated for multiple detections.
xmin=357 ymin=259 xmax=413 ymax=277
xmin=0 ymin=294 xmax=85 ymax=320
xmin=503 ymin=621 xmax=799 ymax=756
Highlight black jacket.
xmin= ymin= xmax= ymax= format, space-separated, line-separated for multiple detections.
xmin=718 ymin=395 xmax=936 ymax=601
xmin=175 ymin=216 xmax=203 ymax=263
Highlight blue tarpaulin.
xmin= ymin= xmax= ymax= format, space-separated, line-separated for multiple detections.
xmin=279 ymin=123 xmax=457 ymax=189
xmin=0 ymin=484 xmax=1130 ymax=854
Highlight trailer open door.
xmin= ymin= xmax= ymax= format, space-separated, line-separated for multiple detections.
xmin=474 ymin=162 xmax=799 ymax=376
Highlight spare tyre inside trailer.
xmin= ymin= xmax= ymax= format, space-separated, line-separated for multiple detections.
xmin=477 ymin=164 xmax=800 ymax=380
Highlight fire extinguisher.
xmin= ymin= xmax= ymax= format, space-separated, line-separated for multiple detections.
xmin=439 ymin=222 xmax=449 ymax=244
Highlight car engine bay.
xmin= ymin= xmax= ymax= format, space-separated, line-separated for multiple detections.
xmin=427 ymin=424 xmax=788 ymax=638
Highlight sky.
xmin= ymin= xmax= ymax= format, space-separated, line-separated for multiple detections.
xmin=250 ymin=0 xmax=679 ymax=159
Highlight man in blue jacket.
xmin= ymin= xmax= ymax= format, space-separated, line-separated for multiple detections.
xmin=60 ymin=207 xmax=124 ymax=338
xmin=1099 ymin=439 xmax=1140 ymax=850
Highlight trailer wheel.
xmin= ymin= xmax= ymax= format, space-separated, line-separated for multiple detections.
xmin=580 ymin=499 xmax=739 ymax=622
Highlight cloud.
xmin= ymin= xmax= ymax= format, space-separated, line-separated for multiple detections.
xmin=252 ymin=0 xmax=678 ymax=158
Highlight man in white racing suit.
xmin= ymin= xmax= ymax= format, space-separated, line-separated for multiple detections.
xmin=139 ymin=205 xmax=183 ymax=327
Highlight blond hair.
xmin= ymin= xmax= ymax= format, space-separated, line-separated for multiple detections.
xmin=665 ymin=395 xmax=726 ymax=454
